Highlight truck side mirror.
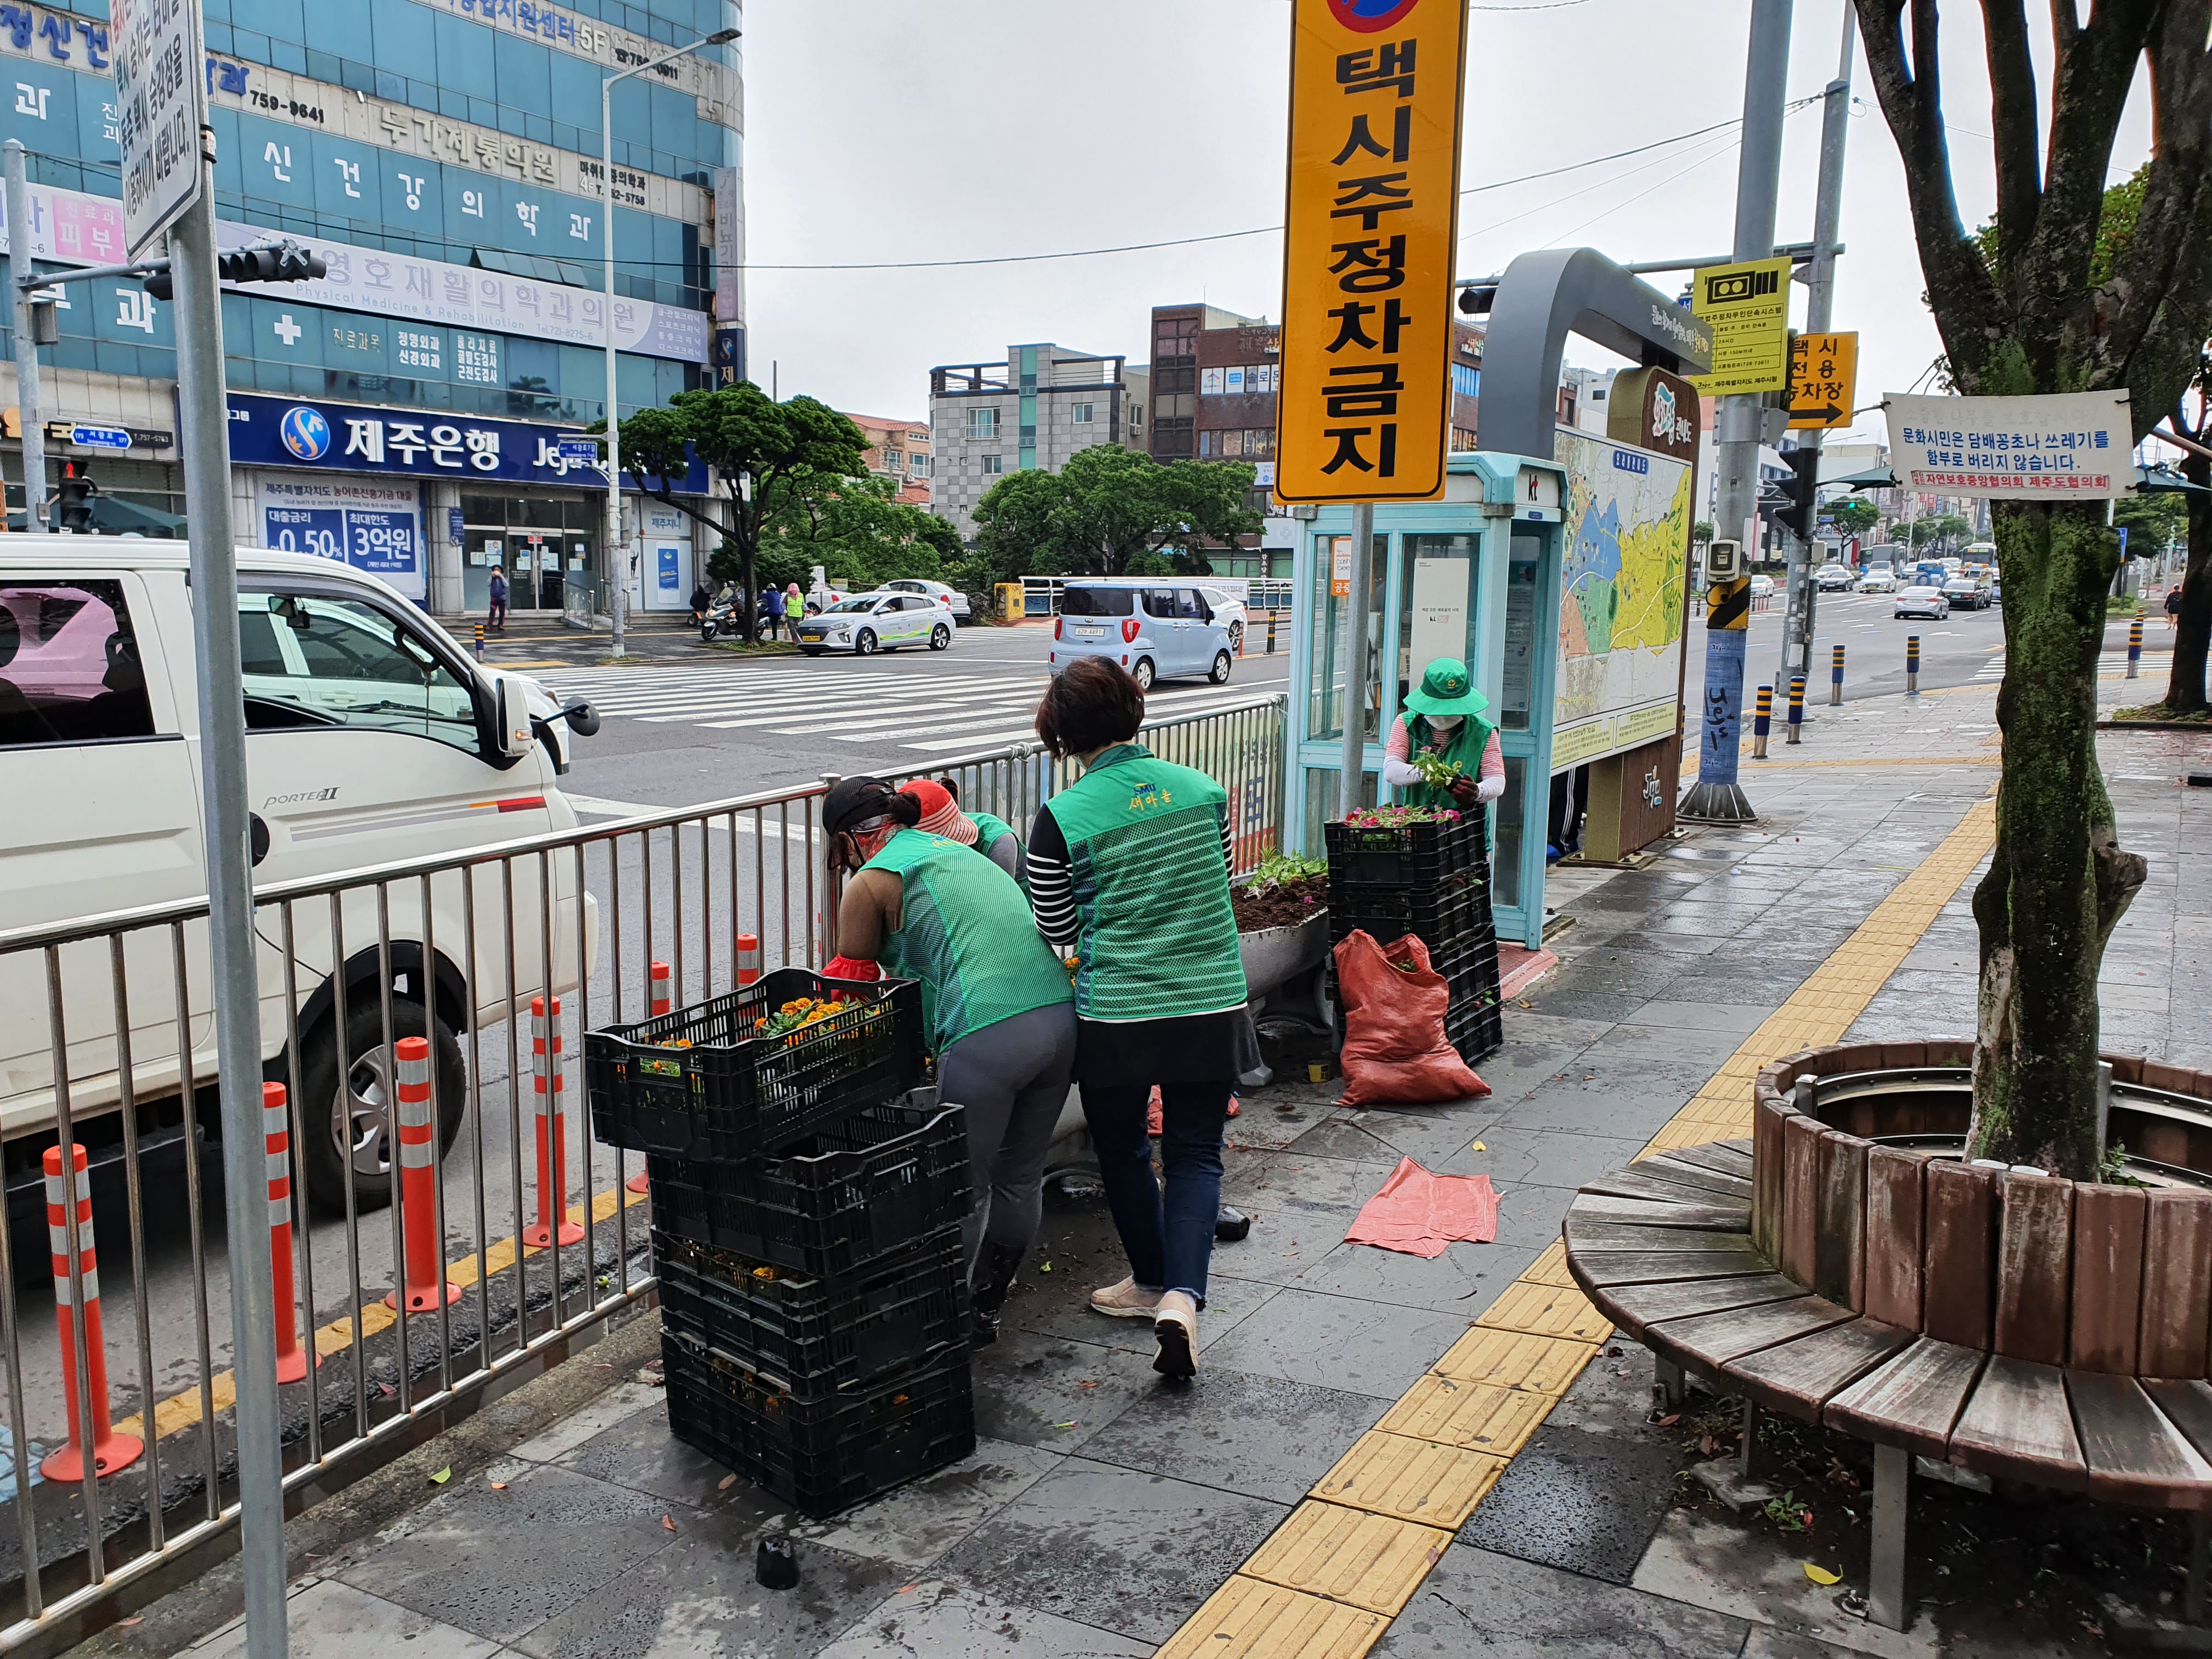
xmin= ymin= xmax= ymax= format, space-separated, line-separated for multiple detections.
xmin=493 ymin=675 xmax=533 ymax=759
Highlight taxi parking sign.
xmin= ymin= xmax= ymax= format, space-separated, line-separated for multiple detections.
xmin=1275 ymin=0 xmax=1468 ymax=504
xmin=1787 ymin=330 xmax=1858 ymax=429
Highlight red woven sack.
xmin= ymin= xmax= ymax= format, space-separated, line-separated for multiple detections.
xmin=1333 ymin=929 xmax=1489 ymax=1108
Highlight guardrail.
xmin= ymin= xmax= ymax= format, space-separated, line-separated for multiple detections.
xmin=0 ymin=691 xmax=1285 ymax=1653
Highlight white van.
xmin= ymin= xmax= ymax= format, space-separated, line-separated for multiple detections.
xmin=0 ymin=539 xmax=600 ymax=1216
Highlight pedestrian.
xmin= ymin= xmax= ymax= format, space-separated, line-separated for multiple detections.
xmin=1380 ymin=657 xmax=1504 ymax=811
xmin=787 ymin=580 xmax=805 ymax=624
xmin=2168 ymin=578 xmax=2185 ymax=632
xmin=486 ymin=563 xmax=509 ymax=633
xmin=1028 ymin=658 xmax=1247 ymax=1380
xmin=820 ymin=777 xmax=1077 ymax=1347
xmin=760 ymin=581 xmax=785 ymax=641
xmin=689 ymin=579 xmax=713 ymax=627
xmin=927 ymin=775 xmax=1025 ymax=884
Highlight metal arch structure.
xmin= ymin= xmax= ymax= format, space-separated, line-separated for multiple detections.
xmin=1470 ymin=247 xmax=1714 ymax=460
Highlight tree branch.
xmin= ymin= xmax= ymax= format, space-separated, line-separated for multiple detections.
xmin=1983 ymin=1 xmax=2042 ymax=292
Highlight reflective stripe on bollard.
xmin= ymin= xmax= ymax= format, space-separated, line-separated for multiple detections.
xmin=527 ymin=997 xmax=585 ymax=1249
xmin=41 ymin=1144 xmax=142 ymax=1481
xmin=386 ymin=1036 xmax=461 ymax=1311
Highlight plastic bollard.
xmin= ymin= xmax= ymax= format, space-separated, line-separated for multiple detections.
xmin=1786 ymin=676 xmax=1805 ymax=744
xmin=526 ymin=997 xmax=585 ymax=1249
xmin=1266 ymin=612 xmax=1277 ymax=655
xmin=41 ymin=1145 xmax=143 ymax=1481
xmin=1751 ymin=685 xmax=1772 ymax=760
xmin=266 ymin=1082 xmax=316 ymax=1382
xmin=1906 ymin=635 xmax=1920 ymax=695
xmin=386 ymin=1037 xmax=462 ymax=1311
xmin=1831 ymin=643 xmax=1845 ymax=706
xmin=2128 ymin=616 xmax=2143 ymax=679
xmin=627 ymin=963 xmax=674 ymax=1195
xmin=473 ymin=622 xmax=485 ymax=663
xmin=737 ymin=933 xmax=761 ymax=987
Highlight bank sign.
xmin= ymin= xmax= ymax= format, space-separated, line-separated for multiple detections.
xmin=225 ymin=392 xmax=709 ymax=493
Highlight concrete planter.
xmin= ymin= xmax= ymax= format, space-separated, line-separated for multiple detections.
xmin=1750 ymin=1041 xmax=2212 ymax=1378
xmin=1239 ymin=906 xmax=1331 ymax=1000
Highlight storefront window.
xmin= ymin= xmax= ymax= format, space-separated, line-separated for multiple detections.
xmin=1494 ymin=755 xmax=1526 ymax=911
xmin=462 ymin=495 xmax=600 ymax=612
xmin=1500 ymin=537 xmax=1542 ymax=732
xmin=1397 ymin=534 xmax=1477 ymax=710
xmin=1308 ymin=532 xmax=1386 ymax=744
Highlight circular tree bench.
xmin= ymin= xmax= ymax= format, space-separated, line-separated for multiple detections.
xmin=1559 ymin=1041 xmax=2212 ymax=1635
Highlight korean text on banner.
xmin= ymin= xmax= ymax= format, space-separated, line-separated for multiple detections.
xmin=1788 ymin=331 xmax=1858 ymax=430
xmin=1884 ymin=391 xmax=2131 ymax=499
xmin=1690 ymin=257 xmax=1792 ymax=397
xmin=113 ymin=0 xmax=207 ymax=259
xmin=1275 ymin=0 xmax=1468 ymax=505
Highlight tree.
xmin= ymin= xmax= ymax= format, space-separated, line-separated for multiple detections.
xmin=1857 ymin=1 xmax=2212 ymax=1175
xmin=1827 ymin=499 xmax=1880 ymax=538
xmin=614 ymin=383 xmax=868 ymax=636
xmin=972 ymin=448 xmax=1262 ymax=579
xmin=2157 ymin=366 xmax=2212 ymax=714
xmin=1692 ymin=520 xmax=1714 ymax=546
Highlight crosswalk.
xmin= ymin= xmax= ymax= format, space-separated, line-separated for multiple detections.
xmin=1977 ymin=651 xmax=2174 ymax=682
xmin=537 ymin=660 xmax=1273 ymax=754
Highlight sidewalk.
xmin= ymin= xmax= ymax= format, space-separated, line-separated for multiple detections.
xmin=98 ymin=675 xmax=2209 ymax=1659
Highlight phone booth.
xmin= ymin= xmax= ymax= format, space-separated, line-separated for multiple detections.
xmin=1285 ymin=450 xmax=1567 ymax=949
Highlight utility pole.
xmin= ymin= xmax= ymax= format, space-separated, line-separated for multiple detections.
xmin=5 ymin=141 xmax=46 ymax=533
xmin=1680 ymin=0 xmax=1793 ymax=824
xmin=1779 ymin=5 xmax=1857 ymax=696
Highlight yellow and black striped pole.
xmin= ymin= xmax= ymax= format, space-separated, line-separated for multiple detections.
xmin=473 ymin=622 xmax=485 ymax=663
xmin=1266 ymin=612 xmax=1277 ymax=655
xmin=2127 ymin=616 xmax=2143 ymax=679
xmin=1751 ymin=684 xmax=1773 ymax=759
xmin=1906 ymin=635 xmax=1920 ymax=695
xmin=1830 ymin=643 xmax=1845 ymax=706
xmin=1786 ymin=675 xmax=1805 ymax=744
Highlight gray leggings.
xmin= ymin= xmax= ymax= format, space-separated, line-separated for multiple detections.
xmin=936 ymin=1001 xmax=1080 ymax=1276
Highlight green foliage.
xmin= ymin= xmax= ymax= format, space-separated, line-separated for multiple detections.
xmin=1903 ymin=513 xmax=1973 ymax=551
xmin=972 ymin=447 xmax=1263 ymax=578
xmin=1976 ymin=163 xmax=2152 ymax=293
xmin=1692 ymin=520 xmax=1714 ymax=545
xmin=1124 ymin=549 xmax=1174 ymax=577
xmin=1247 ymin=848 xmax=1328 ymax=892
xmin=2114 ymin=489 xmax=2187 ymax=552
xmin=1827 ymin=499 xmax=1880 ymax=536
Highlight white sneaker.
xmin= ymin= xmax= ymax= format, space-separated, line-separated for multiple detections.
xmin=1153 ymin=1291 xmax=1198 ymax=1380
xmin=1089 ymin=1276 xmax=1163 ymax=1319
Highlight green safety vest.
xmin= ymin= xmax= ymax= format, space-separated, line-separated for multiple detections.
xmin=1045 ymin=744 xmax=1247 ymax=1022
xmin=860 ymin=828 xmax=1071 ymax=1051
xmin=1401 ymin=712 xmax=1496 ymax=810
xmin=968 ymin=810 xmax=1018 ymax=861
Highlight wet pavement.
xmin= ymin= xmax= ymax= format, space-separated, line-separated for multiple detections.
xmin=95 ymin=669 xmax=2212 ymax=1658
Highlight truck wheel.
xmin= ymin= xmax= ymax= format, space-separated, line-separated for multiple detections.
xmin=296 ymin=998 xmax=466 ymax=1215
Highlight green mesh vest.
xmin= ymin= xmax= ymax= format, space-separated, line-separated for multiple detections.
xmin=860 ymin=828 xmax=1071 ymax=1051
xmin=968 ymin=810 xmax=1017 ymax=860
xmin=1046 ymin=745 xmax=1247 ymax=1022
xmin=1401 ymin=712 xmax=1496 ymax=810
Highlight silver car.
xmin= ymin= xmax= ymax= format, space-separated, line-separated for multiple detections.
xmin=1894 ymin=585 xmax=1951 ymax=620
xmin=1049 ymin=583 xmax=1235 ymax=690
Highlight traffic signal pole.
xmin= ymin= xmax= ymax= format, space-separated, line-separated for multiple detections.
xmin=5 ymin=140 xmax=47 ymax=532
xmin=1679 ymin=0 xmax=1792 ymax=825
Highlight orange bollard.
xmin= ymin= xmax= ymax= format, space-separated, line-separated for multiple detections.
xmin=41 ymin=1145 xmax=142 ymax=1482
xmin=737 ymin=933 xmax=760 ymax=986
xmin=627 ymin=964 xmax=674 ymax=1194
xmin=265 ymin=1083 xmax=316 ymax=1381
xmin=527 ymin=997 xmax=585 ymax=1248
xmin=385 ymin=1037 xmax=461 ymax=1312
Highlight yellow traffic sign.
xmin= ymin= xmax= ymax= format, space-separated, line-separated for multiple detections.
xmin=1274 ymin=0 xmax=1468 ymax=505
xmin=1689 ymin=257 xmax=1792 ymax=396
xmin=1788 ymin=330 xmax=1858 ymax=429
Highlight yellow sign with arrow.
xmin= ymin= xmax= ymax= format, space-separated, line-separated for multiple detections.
xmin=1788 ymin=330 xmax=1858 ymax=430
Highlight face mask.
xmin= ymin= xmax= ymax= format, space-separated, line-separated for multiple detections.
xmin=1429 ymin=715 xmax=1463 ymax=735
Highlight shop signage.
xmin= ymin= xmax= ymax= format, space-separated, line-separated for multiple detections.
xmin=1605 ymin=366 xmax=1700 ymax=464
xmin=1275 ymin=0 xmax=1468 ymax=504
xmin=257 ymin=475 xmax=424 ymax=601
xmin=1885 ymin=390 xmax=2130 ymax=498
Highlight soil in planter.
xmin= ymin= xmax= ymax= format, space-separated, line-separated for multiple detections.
xmin=1233 ymin=875 xmax=1327 ymax=932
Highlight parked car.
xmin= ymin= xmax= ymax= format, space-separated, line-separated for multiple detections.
xmin=879 ymin=578 xmax=972 ymax=624
xmin=1049 ymin=582 xmax=1235 ymax=690
xmin=0 ymin=539 xmax=601 ymax=1216
xmin=1941 ymin=576 xmax=1994 ymax=611
xmin=1748 ymin=573 xmax=1777 ymax=600
xmin=794 ymin=590 xmax=955 ymax=655
xmin=1815 ymin=563 xmax=1855 ymax=591
xmin=1894 ymin=585 xmax=1951 ymax=620
xmin=1857 ymin=568 xmax=1899 ymax=594
xmin=1197 ymin=586 xmax=1248 ymax=654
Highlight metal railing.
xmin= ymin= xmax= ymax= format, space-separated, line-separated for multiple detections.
xmin=0 ymin=691 xmax=1285 ymax=1652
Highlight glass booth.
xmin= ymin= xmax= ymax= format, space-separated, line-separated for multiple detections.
xmin=1284 ymin=450 xmax=1566 ymax=948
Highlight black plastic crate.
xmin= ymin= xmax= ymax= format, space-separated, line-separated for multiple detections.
xmin=653 ymin=1225 xmax=967 ymax=1397
xmin=1428 ymin=931 xmax=1501 ymax=988
xmin=1327 ymin=877 xmax=1493 ymax=952
xmin=585 ymin=968 xmax=926 ymax=1162
xmin=663 ymin=1329 xmax=974 ymax=1520
xmin=1446 ymin=998 xmax=1505 ymax=1063
xmin=1325 ymin=812 xmax=1487 ymax=887
xmin=645 ymin=1093 xmax=969 ymax=1278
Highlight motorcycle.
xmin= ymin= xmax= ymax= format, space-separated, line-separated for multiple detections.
xmin=700 ymin=599 xmax=780 ymax=644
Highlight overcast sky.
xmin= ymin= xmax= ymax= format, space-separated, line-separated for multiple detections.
xmin=738 ymin=1 xmax=2157 ymax=451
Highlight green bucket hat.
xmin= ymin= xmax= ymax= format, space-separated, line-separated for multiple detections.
xmin=1402 ymin=657 xmax=1490 ymax=719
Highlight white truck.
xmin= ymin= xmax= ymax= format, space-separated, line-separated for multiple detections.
xmin=0 ymin=539 xmax=600 ymax=1217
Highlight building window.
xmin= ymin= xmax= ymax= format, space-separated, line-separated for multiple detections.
xmin=1201 ymin=368 xmax=1224 ymax=395
xmin=1198 ymin=428 xmax=1275 ymax=459
xmin=1071 ymin=402 xmax=1093 ymax=424
xmin=967 ymin=407 xmax=1000 ymax=440
xmin=1451 ymin=426 xmax=1477 ymax=451
xmin=882 ymin=450 xmax=904 ymax=472
xmin=1451 ymin=364 xmax=1480 ymax=399
xmin=1155 ymin=317 xmax=1198 ymax=363
xmin=1129 ymin=404 xmax=1143 ymax=429
xmin=909 ymin=454 xmax=933 ymax=477
xmin=907 ymin=429 xmax=928 ymax=442
xmin=1153 ymin=417 xmax=1193 ymax=457
xmin=983 ymin=454 xmax=1003 ymax=476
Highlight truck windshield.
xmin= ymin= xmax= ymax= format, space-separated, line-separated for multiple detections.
xmin=1062 ymin=588 xmax=1135 ymax=617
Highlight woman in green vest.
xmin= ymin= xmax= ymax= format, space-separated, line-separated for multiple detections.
xmin=822 ymin=777 xmax=1077 ymax=1346
xmin=1381 ymin=657 xmax=1504 ymax=809
xmin=1025 ymin=658 xmax=1248 ymax=1381
xmin=913 ymin=775 xmax=1026 ymax=885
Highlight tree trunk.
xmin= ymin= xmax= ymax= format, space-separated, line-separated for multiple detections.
xmin=1967 ymin=501 xmax=2147 ymax=1177
xmin=2164 ymin=448 xmax=2212 ymax=715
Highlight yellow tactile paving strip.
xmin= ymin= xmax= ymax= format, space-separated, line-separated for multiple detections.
xmin=1157 ymin=789 xmax=1999 ymax=1657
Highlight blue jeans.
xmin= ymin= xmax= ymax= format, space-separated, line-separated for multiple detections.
xmin=1083 ymin=1080 xmax=1232 ymax=1305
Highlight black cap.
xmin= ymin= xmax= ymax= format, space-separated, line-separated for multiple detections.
xmin=823 ymin=776 xmax=899 ymax=837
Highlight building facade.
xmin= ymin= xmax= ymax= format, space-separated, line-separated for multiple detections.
xmin=843 ymin=412 xmax=933 ymax=507
xmin=0 ymin=0 xmax=741 ymax=618
xmin=927 ymin=345 xmax=1138 ymax=540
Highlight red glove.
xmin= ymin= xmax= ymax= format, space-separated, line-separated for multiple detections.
xmin=823 ymin=955 xmax=882 ymax=983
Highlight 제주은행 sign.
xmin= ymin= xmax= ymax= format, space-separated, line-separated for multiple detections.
xmin=1275 ymin=0 xmax=1468 ymax=504
xmin=1885 ymin=391 xmax=2131 ymax=499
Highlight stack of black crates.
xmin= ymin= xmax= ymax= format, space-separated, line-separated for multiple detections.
xmin=583 ymin=967 xmax=973 ymax=1520
xmin=1324 ymin=811 xmax=1503 ymax=1062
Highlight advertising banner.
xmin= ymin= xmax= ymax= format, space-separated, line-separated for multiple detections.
xmin=257 ymin=476 xmax=425 ymax=601
xmin=1885 ymin=391 xmax=2130 ymax=498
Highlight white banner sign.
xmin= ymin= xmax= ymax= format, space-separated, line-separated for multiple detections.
xmin=1886 ymin=391 xmax=2132 ymax=499
xmin=111 ymin=0 xmax=206 ymax=258
xmin=256 ymin=476 xmax=425 ymax=602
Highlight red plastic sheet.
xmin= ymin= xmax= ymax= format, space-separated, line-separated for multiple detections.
xmin=1344 ymin=1156 xmax=1500 ymax=1259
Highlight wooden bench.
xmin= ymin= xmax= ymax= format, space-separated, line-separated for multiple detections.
xmin=1563 ymin=1139 xmax=2212 ymax=1634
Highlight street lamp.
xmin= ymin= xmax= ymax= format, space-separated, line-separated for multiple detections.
xmin=602 ymin=25 xmax=738 ymax=658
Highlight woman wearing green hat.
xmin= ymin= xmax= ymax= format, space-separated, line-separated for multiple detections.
xmin=1383 ymin=657 xmax=1504 ymax=809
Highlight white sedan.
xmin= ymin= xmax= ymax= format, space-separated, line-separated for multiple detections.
xmin=794 ymin=591 xmax=955 ymax=655
xmin=880 ymin=578 xmax=973 ymax=624
xmin=1894 ymin=585 xmax=1951 ymax=620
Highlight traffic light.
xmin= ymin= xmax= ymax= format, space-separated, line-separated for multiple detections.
xmin=1775 ymin=447 xmax=1821 ymax=540
xmin=54 ymin=464 xmax=94 ymax=533
xmin=143 ymin=242 xmax=326 ymax=301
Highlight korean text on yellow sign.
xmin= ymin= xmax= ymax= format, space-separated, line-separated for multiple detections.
xmin=1788 ymin=330 xmax=1858 ymax=430
xmin=1689 ymin=256 xmax=1792 ymax=396
xmin=1276 ymin=0 xmax=1468 ymax=504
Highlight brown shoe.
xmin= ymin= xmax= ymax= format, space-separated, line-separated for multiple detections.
xmin=1088 ymin=1277 xmax=1163 ymax=1320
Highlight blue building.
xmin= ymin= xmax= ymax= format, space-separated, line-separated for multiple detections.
xmin=0 ymin=0 xmax=741 ymax=618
